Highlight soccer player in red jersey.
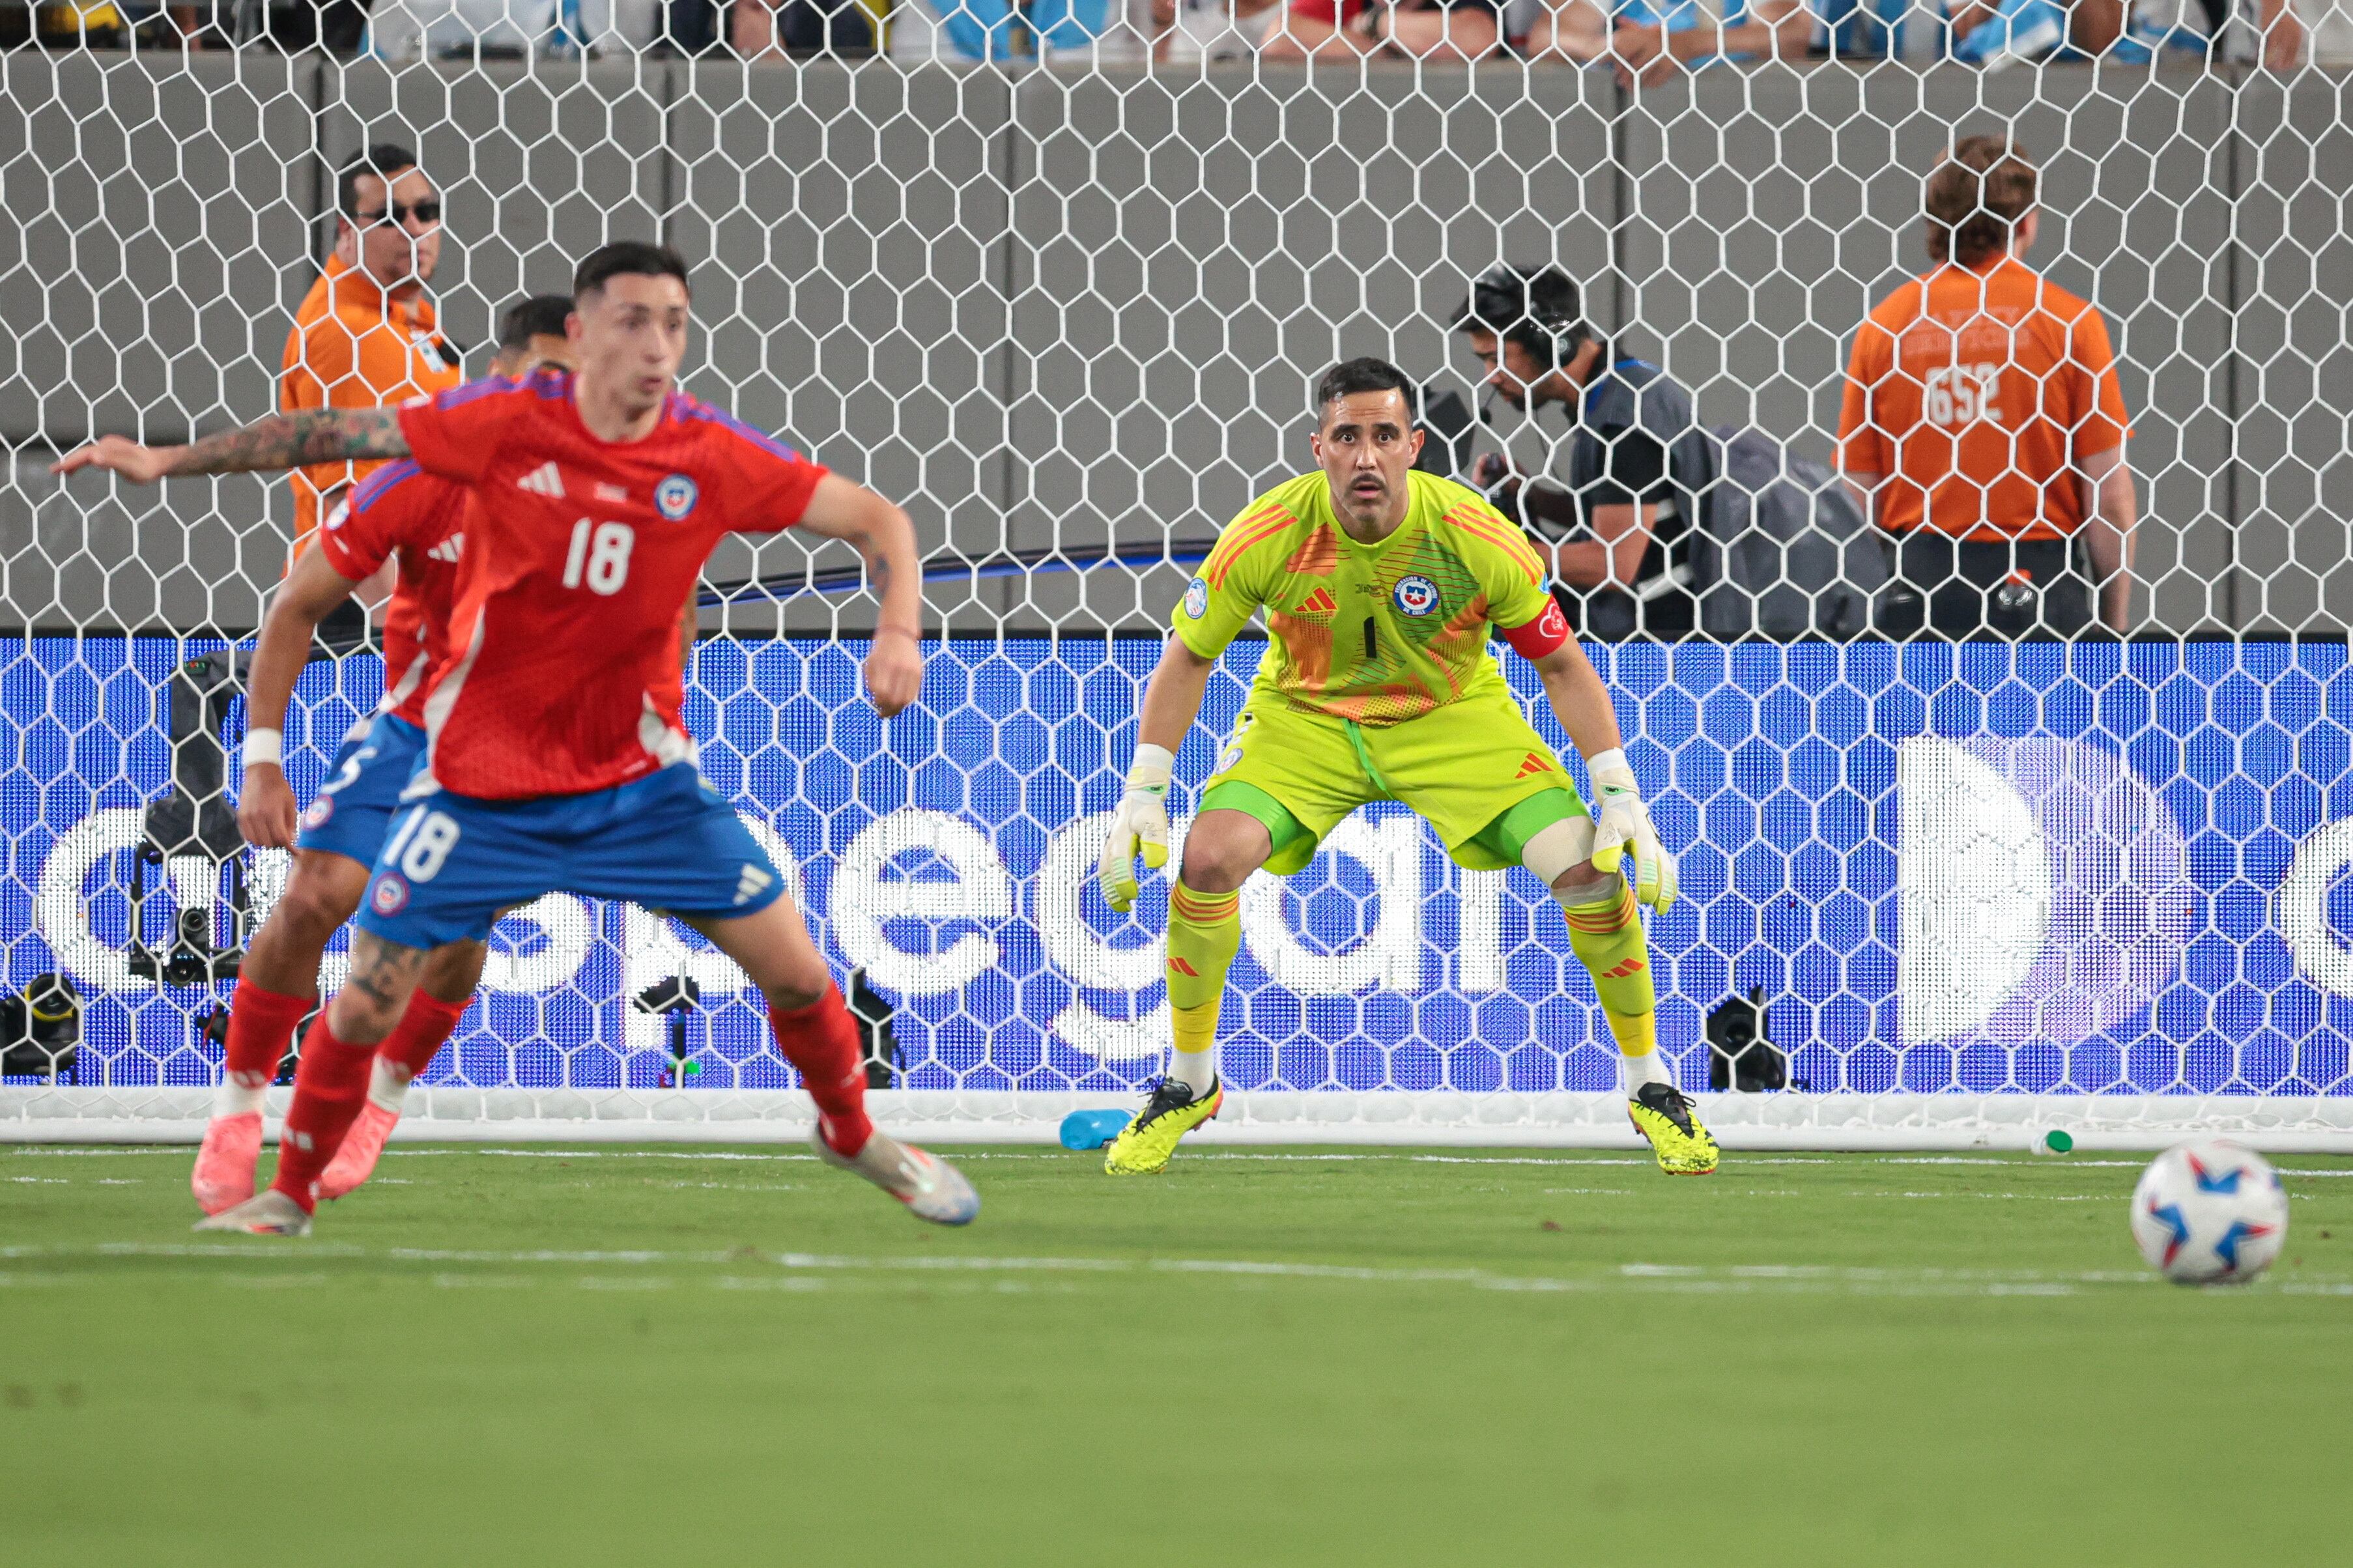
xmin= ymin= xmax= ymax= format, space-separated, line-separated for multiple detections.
xmin=58 ymin=242 xmax=978 ymax=1233
xmin=191 ymin=296 xmax=578 ymax=1216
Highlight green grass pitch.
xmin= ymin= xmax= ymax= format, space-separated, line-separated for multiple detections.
xmin=7 ymin=1141 xmax=2352 ymax=1566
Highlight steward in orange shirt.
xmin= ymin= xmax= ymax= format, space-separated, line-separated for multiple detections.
xmin=280 ymin=143 xmax=462 ymax=565
xmin=1838 ymin=135 xmax=2139 ymax=638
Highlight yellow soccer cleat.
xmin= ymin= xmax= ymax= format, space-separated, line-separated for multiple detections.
xmin=1104 ymin=1076 xmax=1223 ymax=1176
xmin=1629 ymin=1081 xmax=1719 ymax=1176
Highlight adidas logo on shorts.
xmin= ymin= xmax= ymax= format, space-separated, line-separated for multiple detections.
xmin=734 ymin=864 xmax=774 ymax=905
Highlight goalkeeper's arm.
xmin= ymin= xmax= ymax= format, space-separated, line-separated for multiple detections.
xmin=239 ymin=543 xmax=367 ymax=851
xmin=1098 ymin=634 xmax=1218 ymax=912
xmin=1518 ymin=625 xmax=1677 ymax=911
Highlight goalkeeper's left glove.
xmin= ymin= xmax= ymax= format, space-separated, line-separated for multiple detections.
xmin=1097 ymin=743 xmax=1174 ymax=913
xmin=1587 ymin=747 xmax=1677 ymax=913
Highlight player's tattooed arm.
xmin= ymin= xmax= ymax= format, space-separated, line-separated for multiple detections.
xmin=48 ymin=408 xmax=410 ymax=485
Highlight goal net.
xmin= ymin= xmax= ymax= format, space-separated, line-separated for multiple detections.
xmin=5 ymin=42 xmax=2350 ymax=1148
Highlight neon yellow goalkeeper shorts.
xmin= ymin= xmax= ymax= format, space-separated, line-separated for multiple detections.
xmin=1198 ymin=682 xmax=1588 ymax=875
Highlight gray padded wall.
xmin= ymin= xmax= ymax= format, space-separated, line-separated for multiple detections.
xmin=666 ymin=63 xmax=1014 ymax=638
xmin=1 ymin=59 xmax=2341 ymax=636
xmin=1006 ymin=65 xmax=1618 ymax=634
xmin=2229 ymin=70 xmax=2353 ymax=632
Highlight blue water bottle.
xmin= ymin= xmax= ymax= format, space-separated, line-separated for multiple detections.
xmin=1060 ymin=1109 xmax=1131 ymax=1151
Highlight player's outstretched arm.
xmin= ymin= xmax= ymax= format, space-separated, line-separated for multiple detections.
xmin=240 ymin=543 xmax=366 ymax=850
xmin=1528 ymin=638 xmax=1677 ymax=911
xmin=49 ymin=408 xmax=409 ymax=485
xmin=1098 ymin=635 xmax=1216 ymax=913
xmin=795 ymin=474 xmax=923 ymax=718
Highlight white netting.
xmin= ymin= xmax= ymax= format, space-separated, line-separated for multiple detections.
xmin=3 ymin=37 xmax=2350 ymax=1146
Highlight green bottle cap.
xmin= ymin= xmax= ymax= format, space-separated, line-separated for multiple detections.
xmin=2044 ymin=1129 xmax=2074 ymax=1154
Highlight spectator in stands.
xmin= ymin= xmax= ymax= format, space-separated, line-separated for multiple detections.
xmin=1455 ymin=264 xmax=1713 ymax=640
xmin=1838 ymin=136 xmax=2137 ymax=640
xmin=1523 ymin=0 xmax=1812 ymax=81
xmin=1260 ymin=0 xmax=1502 ymax=59
xmin=280 ymin=145 xmax=462 ymax=585
xmin=1945 ymin=0 xmax=2303 ymax=67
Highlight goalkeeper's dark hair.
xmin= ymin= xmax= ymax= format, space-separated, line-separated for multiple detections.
xmin=574 ymin=242 xmax=692 ymax=301
xmin=1313 ymin=357 xmax=1416 ymax=419
xmin=335 ymin=143 xmax=421 ymax=218
xmin=498 ymin=294 xmax=575 ymax=350
xmin=1926 ymin=135 xmax=2036 ymax=268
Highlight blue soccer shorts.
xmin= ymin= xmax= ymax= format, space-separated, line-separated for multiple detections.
xmin=351 ymin=763 xmax=789 ymax=949
xmin=294 ymin=712 xmax=429 ymax=868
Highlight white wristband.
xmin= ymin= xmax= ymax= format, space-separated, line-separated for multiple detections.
xmin=1126 ymin=742 xmax=1175 ymax=793
xmin=1587 ymin=747 xmax=1635 ymax=791
xmin=243 ymin=728 xmax=283 ymax=769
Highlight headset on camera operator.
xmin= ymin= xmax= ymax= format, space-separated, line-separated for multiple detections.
xmin=1451 ymin=264 xmax=1713 ymax=641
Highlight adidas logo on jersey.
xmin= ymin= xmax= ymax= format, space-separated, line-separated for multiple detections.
xmin=516 ymin=461 xmax=565 ymax=497
xmin=1514 ymin=752 xmax=1555 ymax=778
xmin=734 ymin=864 xmax=775 ymax=906
xmin=425 ymin=534 xmax=464 ymax=565
xmin=1292 ymin=586 xmax=1339 ymax=616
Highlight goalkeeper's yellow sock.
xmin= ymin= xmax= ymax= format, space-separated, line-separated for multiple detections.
xmin=1557 ymin=879 xmax=1668 ymax=1092
xmin=1165 ymin=882 xmax=1241 ymax=1098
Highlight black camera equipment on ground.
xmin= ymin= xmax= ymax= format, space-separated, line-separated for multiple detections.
xmin=128 ymin=650 xmax=255 ymax=988
xmin=634 ymin=974 xmax=703 ymax=1086
xmin=1 ymin=973 xmax=82 ymax=1081
xmin=1706 ymin=986 xmax=1797 ymax=1092
xmin=847 ymin=968 xmax=898 ymax=1088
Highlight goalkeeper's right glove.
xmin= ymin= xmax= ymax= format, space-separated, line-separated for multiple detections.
xmin=1097 ymin=743 xmax=1174 ymax=913
xmin=1588 ymin=747 xmax=1677 ymax=913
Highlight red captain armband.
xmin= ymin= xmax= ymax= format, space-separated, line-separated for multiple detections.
xmin=1498 ymin=598 xmax=1571 ymax=660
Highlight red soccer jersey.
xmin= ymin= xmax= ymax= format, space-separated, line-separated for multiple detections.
xmin=313 ymin=457 xmax=468 ymax=728
xmin=395 ymin=370 xmax=825 ymax=800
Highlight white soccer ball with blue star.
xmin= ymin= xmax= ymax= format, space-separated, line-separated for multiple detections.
xmin=2129 ymin=1140 xmax=2289 ymax=1285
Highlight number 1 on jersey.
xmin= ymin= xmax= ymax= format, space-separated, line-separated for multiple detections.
xmin=563 ymin=518 xmax=635 ymax=595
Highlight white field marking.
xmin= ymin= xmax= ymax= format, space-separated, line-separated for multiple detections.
xmin=6 ymin=1176 xmax=68 ymax=1183
xmin=575 ymin=1277 xmax=674 ymax=1291
xmin=717 ymin=1275 xmax=831 ymax=1292
xmin=21 ymin=1241 xmax=2341 ymax=1298
xmin=94 ymin=1178 xmax=143 ymax=1186
xmin=1539 ymin=1188 xmax=1638 ymax=1195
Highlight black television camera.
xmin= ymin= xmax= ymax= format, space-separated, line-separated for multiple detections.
xmin=1 ymin=973 xmax=82 ymax=1081
xmin=1705 ymin=986 xmax=1796 ymax=1093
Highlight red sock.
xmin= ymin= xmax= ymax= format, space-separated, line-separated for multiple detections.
xmin=223 ymin=978 xmax=313 ymax=1086
xmin=269 ymin=1010 xmax=374 ymax=1212
xmin=380 ymin=990 xmax=468 ymax=1079
xmin=769 ymin=986 xmax=872 ymax=1156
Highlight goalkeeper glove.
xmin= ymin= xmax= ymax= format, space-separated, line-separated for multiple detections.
xmin=1098 ymin=743 xmax=1175 ymax=913
xmin=1587 ymin=747 xmax=1677 ymax=913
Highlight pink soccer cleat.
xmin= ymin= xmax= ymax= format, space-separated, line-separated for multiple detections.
xmin=191 ymin=1111 xmax=263 ymax=1216
xmin=317 ymin=1102 xmax=399 ymax=1201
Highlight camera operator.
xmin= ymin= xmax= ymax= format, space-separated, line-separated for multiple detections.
xmin=1452 ymin=265 xmax=1713 ymax=641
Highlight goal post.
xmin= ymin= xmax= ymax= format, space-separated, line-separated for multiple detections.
xmin=6 ymin=51 xmax=2352 ymax=1149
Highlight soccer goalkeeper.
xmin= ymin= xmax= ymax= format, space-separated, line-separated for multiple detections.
xmin=1096 ymin=358 xmax=1715 ymax=1178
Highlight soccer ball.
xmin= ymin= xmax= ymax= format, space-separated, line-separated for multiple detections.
xmin=2128 ymin=1140 xmax=2289 ymax=1285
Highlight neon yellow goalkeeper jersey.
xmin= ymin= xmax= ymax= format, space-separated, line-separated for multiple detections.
xmin=1171 ymin=470 xmax=1556 ymax=726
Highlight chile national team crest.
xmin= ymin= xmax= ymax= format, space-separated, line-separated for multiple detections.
xmin=369 ymin=874 xmax=410 ymax=917
xmin=1393 ymin=574 xmax=1441 ymax=617
xmin=655 ymin=474 xmax=699 ymax=521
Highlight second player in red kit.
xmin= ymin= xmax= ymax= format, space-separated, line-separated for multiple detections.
xmin=57 ymin=242 xmax=979 ymax=1233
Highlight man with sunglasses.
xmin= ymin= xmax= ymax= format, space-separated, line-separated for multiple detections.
xmin=279 ymin=143 xmax=459 ymax=568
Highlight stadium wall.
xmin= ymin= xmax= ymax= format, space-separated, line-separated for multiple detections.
xmin=5 ymin=59 xmax=2350 ymax=638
